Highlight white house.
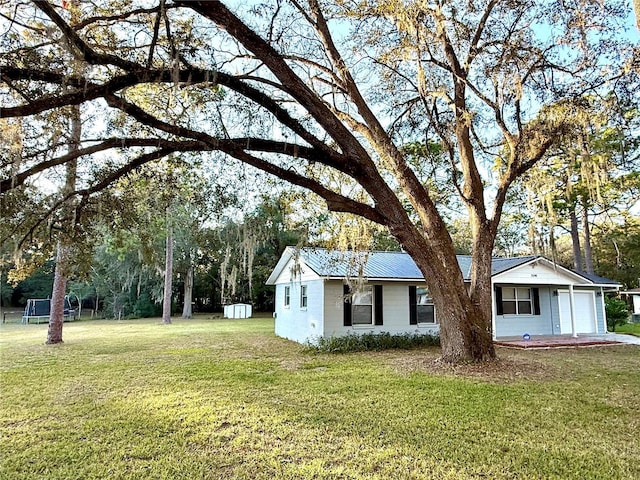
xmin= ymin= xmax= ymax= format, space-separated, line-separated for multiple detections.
xmin=265 ymin=247 xmax=621 ymax=344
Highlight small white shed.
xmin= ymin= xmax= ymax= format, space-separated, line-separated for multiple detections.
xmin=223 ymin=303 xmax=252 ymax=319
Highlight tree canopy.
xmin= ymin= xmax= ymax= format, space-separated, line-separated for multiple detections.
xmin=1 ymin=0 xmax=637 ymax=361
xmin=522 ymin=94 xmax=640 ymax=273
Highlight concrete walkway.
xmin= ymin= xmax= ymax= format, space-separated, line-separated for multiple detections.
xmin=593 ymin=332 xmax=640 ymax=345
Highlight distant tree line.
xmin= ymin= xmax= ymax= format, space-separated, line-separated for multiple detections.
xmin=2 ymin=193 xmax=305 ymax=318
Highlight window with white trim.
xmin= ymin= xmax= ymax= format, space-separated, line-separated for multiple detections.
xmin=300 ymin=285 xmax=308 ymax=308
xmin=284 ymin=286 xmax=290 ymax=307
xmin=352 ymin=286 xmax=373 ymax=325
xmin=501 ymin=287 xmax=532 ymax=315
xmin=416 ymin=287 xmax=436 ymax=323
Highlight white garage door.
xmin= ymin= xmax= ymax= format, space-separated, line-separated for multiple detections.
xmin=559 ymin=291 xmax=597 ymax=334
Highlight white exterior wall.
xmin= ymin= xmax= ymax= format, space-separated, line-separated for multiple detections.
xmin=272 ymin=257 xmax=325 ymax=344
xmin=274 ymin=280 xmax=324 ymax=343
xmin=494 ymin=261 xmax=583 ymax=285
xmin=633 ymin=295 xmax=640 ymax=315
xmin=322 ymin=281 xmax=346 ymax=337
xmin=322 ymin=281 xmax=440 ymax=339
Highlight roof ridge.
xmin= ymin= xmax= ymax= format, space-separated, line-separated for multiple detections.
xmin=300 ymin=246 xmax=406 ymax=254
xmin=272 ymin=247 xmax=619 ymax=286
xmin=298 ymin=247 xmax=538 ymax=261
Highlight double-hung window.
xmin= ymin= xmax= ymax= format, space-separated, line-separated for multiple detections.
xmin=416 ymin=287 xmax=436 ymax=323
xmin=284 ymin=286 xmax=291 ymax=308
xmin=352 ymin=286 xmax=373 ymax=325
xmin=409 ymin=286 xmax=436 ymax=325
xmin=344 ymin=285 xmax=383 ymax=327
xmin=300 ymin=285 xmax=308 ymax=308
xmin=501 ymin=287 xmax=532 ymax=315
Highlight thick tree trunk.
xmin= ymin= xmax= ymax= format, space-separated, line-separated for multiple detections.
xmin=162 ymin=229 xmax=173 ymax=324
xmin=46 ymin=242 xmax=70 ymax=344
xmin=428 ymin=268 xmax=496 ymax=363
xmin=438 ymin=303 xmax=495 ymax=362
xmin=399 ymin=226 xmax=496 ymax=363
xmin=465 ymin=222 xmax=497 ymax=362
xmin=182 ymin=264 xmax=193 ymax=318
xmin=569 ymin=208 xmax=583 ymax=271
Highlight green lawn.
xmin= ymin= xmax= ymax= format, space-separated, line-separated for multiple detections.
xmin=1 ymin=317 xmax=639 ymax=479
xmin=615 ymin=322 xmax=640 ymax=337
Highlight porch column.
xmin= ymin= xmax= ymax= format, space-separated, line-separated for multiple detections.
xmin=600 ymin=287 xmax=607 ymax=334
xmin=569 ymin=284 xmax=577 ymax=338
xmin=491 ymin=281 xmax=497 ymax=340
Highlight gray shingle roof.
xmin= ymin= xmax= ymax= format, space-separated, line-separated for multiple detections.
xmin=572 ymin=270 xmax=621 ymax=285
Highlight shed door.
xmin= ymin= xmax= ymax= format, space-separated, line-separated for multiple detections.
xmin=558 ymin=291 xmax=597 ymax=334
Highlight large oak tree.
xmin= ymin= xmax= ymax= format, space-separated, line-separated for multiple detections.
xmin=1 ymin=0 xmax=635 ymax=361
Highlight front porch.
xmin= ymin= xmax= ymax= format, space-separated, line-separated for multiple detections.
xmin=494 ymin=334 xmax=630 ymax=349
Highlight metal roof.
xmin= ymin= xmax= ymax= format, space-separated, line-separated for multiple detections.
xmin=291 ymin=247 xmax=535 ymax=281
xmin=266 ymin=247 xmax=620 ymax=286
xmin=300 ymin=248 xmax=423 ymax=279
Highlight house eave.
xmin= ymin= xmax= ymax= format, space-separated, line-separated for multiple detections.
xmin=267 ymin=247 xmax=622 ymax=288
xmin=490 ymin=256 xmax=614 ymax=285
xmin=265 ymin=246 xmax=297 ymax=285
xmin=324 ymin=276 xmax=425 ymax=282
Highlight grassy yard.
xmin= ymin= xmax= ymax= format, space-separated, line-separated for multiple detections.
xmin=1 ymin=317 xmax=639 ymax=479
xmin=615 ymin=322 xmax=640 ymax=337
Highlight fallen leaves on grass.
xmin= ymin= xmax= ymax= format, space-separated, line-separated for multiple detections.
xmin=373 ymin=348 xmax=558 ymax=383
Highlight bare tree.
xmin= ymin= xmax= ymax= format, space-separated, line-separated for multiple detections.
xmin=1 ymin=0 xmax=634 ymax=361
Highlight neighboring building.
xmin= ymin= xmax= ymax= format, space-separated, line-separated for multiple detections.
xmin=620 ymin=288 xmax=640 ymax=322
xmin=265 ymin=247 xmax=621 ymax=344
